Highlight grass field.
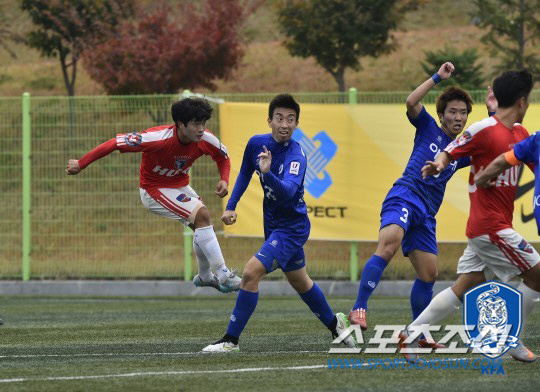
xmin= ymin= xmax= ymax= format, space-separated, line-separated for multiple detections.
xmin=1 ymin=295 xmax=539 ymax=391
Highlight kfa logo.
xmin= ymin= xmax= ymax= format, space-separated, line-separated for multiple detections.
xmin=464 ymin=281 xmax=521 ymax=358
xmin=292 ymin=129 xmax=337 ymax=198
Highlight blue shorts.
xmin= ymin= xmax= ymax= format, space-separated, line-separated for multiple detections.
xmin=254 ymin=227 xmax=309 ymax=273
xmin=380 ymin=185 xmax=438 ymax=257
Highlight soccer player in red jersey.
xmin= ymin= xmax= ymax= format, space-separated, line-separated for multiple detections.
xmin=399 ymin=70 xmax=540 ymax=363
xmin=66 ymin=97 xmax=241 ymax=292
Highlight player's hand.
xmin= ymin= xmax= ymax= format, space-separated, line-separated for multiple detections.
xmin=437 ymin=62 xmax=454 ymax=80
xmin=486 ymin=85 xmax=498 ymax=113
xmin=258 ymin=145 xmax=272 ymax=174
xmin=66 ymin=159 xmax=81 ymax=175
xmin=474 ymin=166 xmax=497 ymax=188
xmin=221 ymin=210 xmax=237 ymax=225
xmin=421 ymin=161 xmax=444 ymax=179
xmin=215 ymin=180 xmax=228 ymax=198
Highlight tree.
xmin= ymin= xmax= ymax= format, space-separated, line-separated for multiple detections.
xmin=21 ymin=0 xmax=134 ymax=96
xmin=0 ymin=4 xmax=25 ymax=59
xmin=82 ymin=0 xmax=246 ymax=95
xmin=421 ymin=47 xmax=485 ymax=90
xmin=275 ymin=0 xmax=417 ymax=92
xmin=472 ymin=0 xmax=540 ymax=78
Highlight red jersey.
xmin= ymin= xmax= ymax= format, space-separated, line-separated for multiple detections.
xmin=444 ymin=116 xmax=529 ymax=238
xmin=78 ymin=125 xmax=230 ymax=190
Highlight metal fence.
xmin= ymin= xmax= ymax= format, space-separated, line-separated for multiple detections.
xmin=1 ymin=89 xmax=530 ymax=280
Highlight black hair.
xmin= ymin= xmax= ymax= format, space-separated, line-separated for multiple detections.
xmin=171 ymin=97 xmax=213 ymax=127
xmin=493 ymin=70 xmax=533 ymax=108
xmin=268 ymin=94 xmax=300 ymax=121
xmin=436 ymin=87 xmax=473 ymax=115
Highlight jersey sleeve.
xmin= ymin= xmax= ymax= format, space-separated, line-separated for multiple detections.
xmin=78 ymin=138 xmax=118 ymax=169
xmin=514 ymin=132 xmax=538 ymax=164
xmin=444 ymin=122 xmax=490 ymax=161
xmin=262 ymin=151 xmax=307 ymax=201
xmin=456 ymin=156 xmax=471 ymax=170
xmin=407 ymin=106 xmax=437 ymax=138
xmin=116 ymin=130 xmax=163 ymax=153
xmin=226 ymin=138 xmax=255 ymax=211
xmin=198 ymin=131 xmax=231 ymax=183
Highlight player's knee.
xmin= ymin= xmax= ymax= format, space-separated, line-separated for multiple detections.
xmin=418 ymin=268 xmax=438 ymax=283
xmin=375 ymin=244 xmax=398 ymax=262
xmin=194 ymin=207 xmax=211 ymax=228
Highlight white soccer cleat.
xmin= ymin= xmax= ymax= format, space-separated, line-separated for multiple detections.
xmin=193 ymin=273 xmax=221 ymax=292
xmin=202 ymin=340 xmax=240 ymax=353
xmin=219 ymin=271 xmax=241 ymax=293
xmin=333 ymin=312 xmax=357 ymax=348
xmin=508 ymin=340 xmax=537 ymax=362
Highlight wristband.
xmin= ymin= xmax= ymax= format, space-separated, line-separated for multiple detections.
xmin=432 ymin=73 xmax=442 ymax=84
xmin=488 ymin=111 xmax=496 ymax=117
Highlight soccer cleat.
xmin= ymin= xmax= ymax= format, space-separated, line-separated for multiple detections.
xmin=347 ymin=308 xmax=367 ymax=331
xmin=398 ymin=329 xmax=421 ymax=363
xmin=418 ymin=338 xmax=446 ymax=349
xmin=202 ymin=339 xmax=240 ymax=353
xmin=219 ymin=270 xmax=242 ymax=293
xmin=332 ymin=312 xmax=357 ymax=348
xmin=508 ymin=340 xmax=536 ymax=362
xmin=0 ymin=319 xmax=3 ymax=326
xmin=193 ymin=273 xmax=222 ymax=292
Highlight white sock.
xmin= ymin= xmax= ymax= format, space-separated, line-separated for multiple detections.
xmin=194 ymin=225 xmax=230 ymax=282
xmin=193 ymin=239 xmax=213 ymax=282
xmin=410 ymin=287 xmax=461 ymax=328
xmin=516 ymin=281 xmax=540 ymax=339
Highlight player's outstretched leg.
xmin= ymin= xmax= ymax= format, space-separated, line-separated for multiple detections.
xmin=192 ymin=238 xmax=222 ymax=292
xmin=286 ymin=268 xmax=356 ymax=348
xmin=349 ymin=225 xmax=402 ymax=330
xmin=349 ymin=255 xmax=388 ymax=330
xmin=202 ymin=257 xmax=266 ymax=352
xmin=193 ymin=207 xmax=240 ymax=292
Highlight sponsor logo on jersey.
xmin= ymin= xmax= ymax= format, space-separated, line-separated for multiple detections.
xmin=125 ymin=132 xmax=142 ymax=146
xmin=518 ymin=239 xmax=534 ymax=254
xmin=176 ymin=193 xmax=191 ymax=202
xmin=290 ymin=161 xmax=300 ymax=175
xmin=464 ymin=281 xmax=521 ymax=358
xmin=292 ymin=129 xmax=337 ymax=198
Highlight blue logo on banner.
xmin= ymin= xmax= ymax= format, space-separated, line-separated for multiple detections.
xmin=292 ymin=129 xmax=337 ymax=198
xmin=463 ymin=281 xmax=521 ymax=358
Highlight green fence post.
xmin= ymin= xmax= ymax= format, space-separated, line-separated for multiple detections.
xmin=22 ymin=92 xmax=31 ymax=281
xmin=348 ymin=87 xmax=358 ymax=281
xmin=183 ymin=165 xmax=193 ymax=282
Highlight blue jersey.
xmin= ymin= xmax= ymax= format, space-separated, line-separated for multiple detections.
xmin=513 ymin=132 xmax=540 ymax=235
xmin=226 ymin=133 xmax=309 ymax=232
xmin=394 ymin=107 xmax=470 ymax=215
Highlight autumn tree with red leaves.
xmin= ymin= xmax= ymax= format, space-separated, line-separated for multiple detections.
xmin=82 ymin=0 xmax=246 ymax=94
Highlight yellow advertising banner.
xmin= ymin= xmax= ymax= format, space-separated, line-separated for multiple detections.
xmin=219 ymin=102 xmax=540 ymax=241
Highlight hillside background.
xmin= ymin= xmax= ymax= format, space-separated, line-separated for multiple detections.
xmin=0 ymin=0 xmax=511 ymax=96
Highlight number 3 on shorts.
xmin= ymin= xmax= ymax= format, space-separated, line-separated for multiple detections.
xmin=400 ymin=207 xmax=409 ymax=223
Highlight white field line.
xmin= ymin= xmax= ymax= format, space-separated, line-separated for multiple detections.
xmin=0 ymin=365 xmax=326 ymax=383
xmin=0 ymin=350 xmax=327 ymax=359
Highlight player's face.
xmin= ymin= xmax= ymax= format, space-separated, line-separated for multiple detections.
xmin=439 ymin=100 xmax=468 ymax=137
xmin=268 ymin=107 xmax=298 ymax=143
xmin=178 ymin=120 xmax=206 ymax=143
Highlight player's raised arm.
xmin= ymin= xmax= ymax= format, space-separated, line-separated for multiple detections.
xmin=66 ymin=138 xmax=117 ymax=175
xmin=486 ymin=85 xmax=498 ymax=115
xmin=406 ymin=62 xmax=454 ymax=118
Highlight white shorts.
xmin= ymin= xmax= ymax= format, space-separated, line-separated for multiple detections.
xmin=139 ymin=186 xmax=204 ymax=226
xmin=457 ymin=228 xmax=540 ymax=282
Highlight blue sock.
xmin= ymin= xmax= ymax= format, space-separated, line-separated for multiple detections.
xmin=410 ymin=278 xmax=435 ymax=321
xmin=226 ymin=289 xmax=258 ymax=338
xmin=300 ymin=283 xmax=335 ymax=327
xmin=353 ymin=255 xmax=388 ymax=310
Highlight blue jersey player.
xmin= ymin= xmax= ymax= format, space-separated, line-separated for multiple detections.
xmin=202 ymin=94 xmax=355 ymax=352
xmin=348 ymin=63 xmax=494 ymax=348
